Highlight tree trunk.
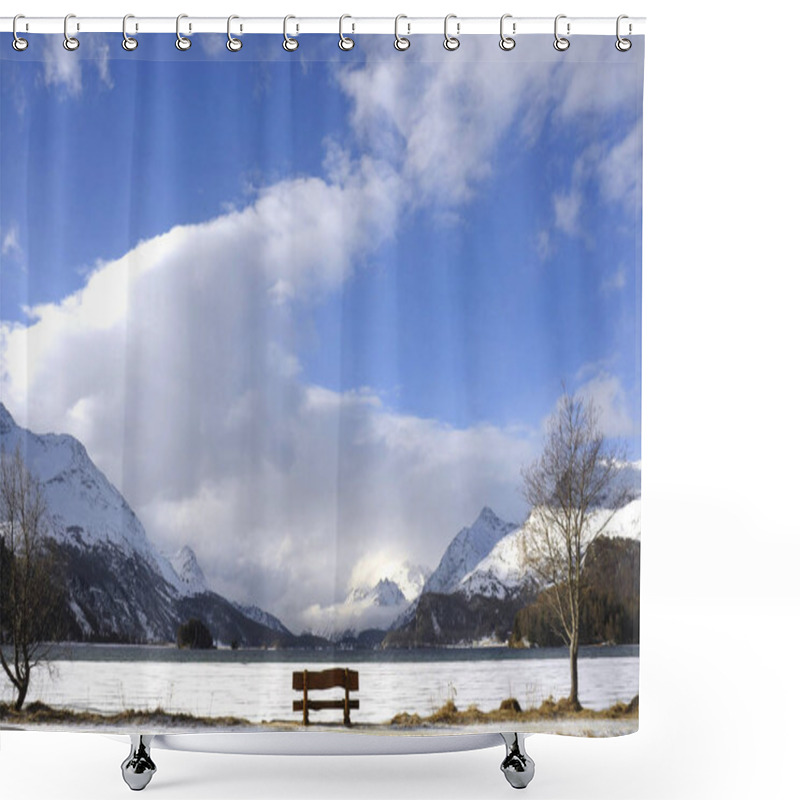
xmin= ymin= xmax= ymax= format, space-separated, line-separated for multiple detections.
xmin=14 ymin=675 xmax=29 ymax=711
xmin=568 ymin=634 xmax=581 ymax=710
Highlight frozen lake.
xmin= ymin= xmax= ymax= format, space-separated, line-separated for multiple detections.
xmin=2 ymin=645 xmax=638 ymax=724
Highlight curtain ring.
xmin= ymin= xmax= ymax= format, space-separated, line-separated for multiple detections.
xmin=12 ymin=14 xmax=28 ymax=51
xmin=615 ymin=15 xmax=632 ymax=52
xmin=227 ymin=15 xmax=243 ymax=51
xmin=394 ymin=15 xmax=410 ymax=51
xmin=283 ymin=15 xmax=299 ymax=51
xmin=63 ymin=13 xmax=79 ymax=51
xmin=443 ymin=14 xmax=460 ymax=51
xmin=122 ymin=14 xmax=138 ymax=51
xmin=499 ymin=14 xmax=515 ymax=51
xmin=339 ymin=14 xmax=355 ymax=50
xmin=553 ymin=14 xmax=570 ymax=51
xmin=176 ymin=14 xmax=191 ymax=50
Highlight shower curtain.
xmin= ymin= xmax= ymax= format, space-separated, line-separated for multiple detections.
xmin=0 ymin=29 xmax=643 ymax=738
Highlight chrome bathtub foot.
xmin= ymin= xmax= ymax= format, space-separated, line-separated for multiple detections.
xmin=500 ymin=732 xmax=535 ymax=789
xmin=121 ymin=735 xmax=157 ymax=791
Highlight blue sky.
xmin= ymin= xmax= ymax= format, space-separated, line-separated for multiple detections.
xmin=0 ymin=34 xmax=643 ymax=626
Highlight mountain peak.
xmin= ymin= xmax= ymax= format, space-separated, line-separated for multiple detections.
xmin=346 ymin=577 xmax=405 ymax=606
xmin=422 ymin=508 xmax=517 ymax=595
xmin=369 ymin=578 xmax=407 ymax=606
xmin=175 ymin=544 xmax=198 ymax=562
xmin=476 ymin=506 xmax=499 ymax=523
xmin=169 ymin=545 xmax=208 ymax=596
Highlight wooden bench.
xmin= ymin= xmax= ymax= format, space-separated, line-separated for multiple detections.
xmin=292 ymin=668 xmax=359 ymax=726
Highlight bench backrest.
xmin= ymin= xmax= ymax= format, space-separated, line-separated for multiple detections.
xmin=292 ymin=668 xmax=359 ymax=692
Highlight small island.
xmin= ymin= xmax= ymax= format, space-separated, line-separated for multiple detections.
xmin=177 ymin=619 xmax=215 ymax=650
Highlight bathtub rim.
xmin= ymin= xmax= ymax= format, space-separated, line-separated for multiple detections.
xmin=107 ymin=730 xmax=510 ymax=756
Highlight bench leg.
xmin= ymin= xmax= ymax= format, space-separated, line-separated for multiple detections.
xmin=303 ymin=671 xmax=309 ymax=725
xmin=121 ymin=734 xmax=157 ymax=791
xmin=499 ymin=733 xmax=535 ymax=790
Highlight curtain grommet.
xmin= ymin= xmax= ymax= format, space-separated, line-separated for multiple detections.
xmin=121 ymin=14 xmax=138 ymax=51
xmin=499 ymin=14 xmax=516 ymax=51
xmin=394 ymin=15 xmax=410 ymax=51
xmin=283 ymin=15 xmax=299 ymax=51
xmin=63 ymin=13 xmax=79 ymax=51
xmin=615 ymin=15 xmax=632 ymax=51
xmin=443 ymin=14 xmax=460 ymax=51
xmin=12 ymin=14 xmax=29 ymax=51
xmin=227 ymin=15 xmax=243 ymax=52
xmin=338 ymin=14 xmax=355 ymax=51
xmin=554 ymin=14 xmax=570 ymax=51
xmin=175 ymin=14 xmax=191 ymax=50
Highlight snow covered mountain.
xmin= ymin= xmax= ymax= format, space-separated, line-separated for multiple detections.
xmin=386 ymin=484 xmax=642 ymax=646
xmin=232 ymin=602 xmax=291 ymax=635
xmin=301 ymin=559 xmax=430 ymax=641
xmin=602 ymin=495 xmax=641 ymax=540
xmin=388 ymin=507 xmax=519 ymax=631
xmin=431 ymin=472 xmax=642 ymax=604
xmin=0 ymin=402 xmax=182 ymax=589
xmin=458 ymin=494 xmax=641 ymax=601
xmin=346 ymin=577 xmax=407 ymax=607
xmin=0 ymin=404 xmax=294 ymax=646
xmin=459 ymin=526 xmax=535 ymax=600
xmin=424 ymin=507 xmax=518 ymax=595
xmin=345 ymin=561 xmax=429 ymax=607
xmin=385 ymin=561 xmax=429 ymax=603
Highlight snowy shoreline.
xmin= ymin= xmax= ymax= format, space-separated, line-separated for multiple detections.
xmin=2 ymin=692 xmax=638 ymax=738
xmin=2 ymin=718 xmax=638 ymax=738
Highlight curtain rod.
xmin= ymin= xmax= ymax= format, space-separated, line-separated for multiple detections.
xmin=0 ymin=16 xmax=645 ymax=36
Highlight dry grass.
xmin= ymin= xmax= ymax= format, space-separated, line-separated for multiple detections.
xmin=0 ymin=701 xmax=253 ymax=729
xmin=2 ymin=694 xmax=639 ymax=731
xmin=390 ymin=695 xmax=639 ymax=728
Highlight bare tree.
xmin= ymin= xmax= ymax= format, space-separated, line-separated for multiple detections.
xmin=521 ymin=390 xmax=632 ymax=709
xmin=0 ymin=444 xmax=58 ymax=711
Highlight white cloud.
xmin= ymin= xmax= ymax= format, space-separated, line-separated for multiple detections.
xmin=199 ymin=34 xmax=226 ymax=57
xmin=347 ymin=551 xmax=407 ymax=594
xmin=0 ymin=154 xmax=402 ymax=479
xmin=338 ymin=37 xmax=640 ymax=209
xmin=551 ymin=119 xmax=643 ymax=240
xmin=555 ymin=58 xmax=643 ymax=121
xmin=94 ymin=40 xmax=114 ymax=90
xmin=0 ymin=140 xmax=532 ymax=632
xmin=598 ymin=120 xmax=643 ymax=211
xmin=39 ymin=36 xmax=116 ymax=97
xmin=602 ymin=265 xmax=628 ymax=293
xmin=41 ymin=37 xmax=83 ymax=96
xmin=535 ymin=230 xmax=552 ymax=261
xmin=577 ymin=371 xmax=638 ymax=439
xmin=298 ymin=595 xmax=402 ymax=637
xmin=136 ymin=382 xmax=535 ymax=632
xmin=553 ymin=190 xmax=582 ymax=234
xmin=1 ymin=223 xmax=23 ymax=260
